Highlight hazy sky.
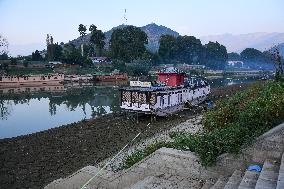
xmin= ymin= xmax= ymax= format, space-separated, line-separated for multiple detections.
xmin=1 ymin=0 xmax=284 ymax=56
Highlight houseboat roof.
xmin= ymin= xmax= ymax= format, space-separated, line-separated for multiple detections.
xmin=120 ymin=85 xmax=185 ymax=92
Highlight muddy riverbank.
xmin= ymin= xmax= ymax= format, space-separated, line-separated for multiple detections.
xmin=0 ymin=83 xmax=254 ymax=188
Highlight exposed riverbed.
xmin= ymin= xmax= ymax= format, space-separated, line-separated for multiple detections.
xmin=0 ymin=82 xmax=255 ymax=188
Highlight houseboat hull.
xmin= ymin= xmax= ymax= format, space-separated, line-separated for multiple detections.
xmin=120 ymin=83 xmax=210 ymax=116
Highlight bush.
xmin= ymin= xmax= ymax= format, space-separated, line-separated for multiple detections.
xmin=123 ymin=81 xmax=284 ymax=168
xmin=123 ymin=141 xmax=172 ymax=169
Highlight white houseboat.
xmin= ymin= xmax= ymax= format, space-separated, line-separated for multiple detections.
xmin=120 ymin=67 xmax=210 ymax=116
xmin=0 ymin=74 xmax=64 ymax=88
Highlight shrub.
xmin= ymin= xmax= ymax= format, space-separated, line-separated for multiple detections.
xmin=123 ymin=81 xmax=284 ymax=168
xmin=123 ymin=141 xmax=172 ymax=169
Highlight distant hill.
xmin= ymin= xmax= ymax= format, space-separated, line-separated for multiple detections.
xmin=200 ymin=32 xmax=284 ymax=53
xmin=69 ymin=23 xmax=179 ymax=52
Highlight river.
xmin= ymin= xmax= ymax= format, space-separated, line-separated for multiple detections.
xmin=0 ymin=77 xmax=259 ymax=139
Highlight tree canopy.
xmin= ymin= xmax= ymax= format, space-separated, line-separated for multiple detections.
xmin=228 ymin=52 xmax=241 ymax=61
xmin=78 ymin=24 xmax=87 ymax=39
xmin=158 ymin=35 xmax=227 ymax=69
xmin=31 ymin=50 xmax=43 ymax=61
xmin=240 ymin=48 xmax=265 ymax=63
xmin=89 ymin=25 xmax=105 ymax=57
xmin=110 ymin=26 xmax=148 ymax=62
xmin=204 ymin=41 xmax=227 ymax=69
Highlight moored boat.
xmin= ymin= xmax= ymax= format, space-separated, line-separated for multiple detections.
xmin=120 ymin=67 xmax=210 ymax=116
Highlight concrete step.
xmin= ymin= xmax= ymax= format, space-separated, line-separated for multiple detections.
xmin=211 ymin=177 xmax=228 ymax=189
xmin=127 ymin=175 xmax=204 ymax=189
xmin=255 ymin=159 xmax=280 ymax=189
xmin=238 ymin=169 xmax=260 ymax=189
xmin=200 ymin=180 xmax=215 ymax=189
xmin=224 ymin=170 xmax=243 ymax=189
xmin=276 ymin=153 xmax=284 ymax=189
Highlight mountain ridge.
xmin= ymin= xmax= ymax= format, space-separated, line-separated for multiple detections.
xmin=200 ymin=32 xmax=284 ymax=53
xmin=69 ymin=23 xmax=179 ymax=52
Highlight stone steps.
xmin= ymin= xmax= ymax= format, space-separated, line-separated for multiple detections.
xmin=276 ymin=152 xmax=284 ymax=189
xmin=44 ymin=122 xmax=284 ymax=189
xmin=255 ymin=159 xmax=280 ymax=189
xmin=211 ymin=177 xmax=228 ymax=189
xmin=223 ymin=170 xmax=243 ymax=189
xmin=127 ymin=175 xmax=204 ymax=189
xmin=237 ymin=169 xmax=260 ymax=189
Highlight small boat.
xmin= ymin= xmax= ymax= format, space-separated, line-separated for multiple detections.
xmin=119 ymin=67 xmax=210 ymax=116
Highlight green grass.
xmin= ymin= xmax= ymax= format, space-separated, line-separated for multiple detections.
xmin=123 ymin=80 xmax=284 ymax=168
xmin=6 ymin=67 xmax=54 ymax=75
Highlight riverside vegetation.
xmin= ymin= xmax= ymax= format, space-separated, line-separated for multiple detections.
xmin=124 ymin=80 xmax=284 ymax=168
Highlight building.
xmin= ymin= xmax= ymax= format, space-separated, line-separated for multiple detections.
xmin=90 ymin=57 xmax=112 ymax=64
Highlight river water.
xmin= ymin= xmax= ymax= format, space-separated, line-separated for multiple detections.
xmin=0 ymin=77 xmax=258 ymax=139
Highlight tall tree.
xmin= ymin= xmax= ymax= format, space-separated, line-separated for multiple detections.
xmin=158 ymin=35 xmax=204 ymax=64
xmin=158 ymin=35 xmax=176 ymax=62
xmin=31 ymin=50 xmax=43 ymax=61
xmin=110 ymin=26 xmax=148 ymax=62
xmin=89 ymin=25 xmax=105 ymax=57
xmin=0 ymin=35 xmax=9 ymax=55
xmin=61 ymin=44 xmax=83 ymax=65
xmin=47 ymin=43 xmax=62 ymax=61
xmin=78 ymin=24 xmax=87 ymax=56
xmin=228 ymin=52 xmax=241 ymax=61
xmin=204 ymin=41 xmax=227 ymax=69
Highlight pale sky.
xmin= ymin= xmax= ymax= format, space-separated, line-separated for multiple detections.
xmin=1 ymin=0 xmax=284 ymax=56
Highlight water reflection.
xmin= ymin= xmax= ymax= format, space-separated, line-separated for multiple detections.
xmin=0 ymin=82 xmax=126 ymax=139
xmin=0 ymin=78 xmax=257 ymax=139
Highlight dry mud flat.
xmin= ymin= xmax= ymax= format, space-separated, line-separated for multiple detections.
xmin=0 ymin=83 xmax=252 ymax=189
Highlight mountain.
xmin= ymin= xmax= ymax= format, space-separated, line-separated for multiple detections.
xmin=200 ymin=32 xmax=284 ymax=53
xmin=69 ymin=23 xmax=179 ymax=52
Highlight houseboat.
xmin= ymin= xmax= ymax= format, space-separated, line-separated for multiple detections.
xmin=94 ymin=70 xmax=128 ymax=82
xmin=120 ymin=67 xmax=210 ymax=116
xmin=0 ymin=74 xmax=64 ymax=88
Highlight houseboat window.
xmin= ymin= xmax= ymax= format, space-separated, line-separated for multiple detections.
xmin=180 ymin=94 xmax=182 ymax=102
xmin=160 ymin=96 xmax=164 ymax=106
xmin=168 ymin=95 xmax=170 ymax=105
xmin=0 ymin=77 xmax=2 ymax=81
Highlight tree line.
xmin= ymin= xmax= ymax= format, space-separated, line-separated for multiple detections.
xmin=2 ymin=25 xmax=282 ymax=73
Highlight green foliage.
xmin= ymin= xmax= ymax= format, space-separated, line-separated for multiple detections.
xmin=123 ymin=141 xmax=172 ymax=169
xmin=47 ymin=44 xmax=63 ymax=61
xmin=204 ymin=41 xmax=227 ymax=70
xmin=241 ymin=48 xmax=265 ymax=62
xmin=89 ymin=25 xmax=105 ymax=57
xmin=78 ymin=24 xmax=87 ymax=38
xmin=0 ymin=53 xmax=8 ymax=60
xmin=110 ymin=26 xmax=148 ymax=62
xmin=31 ymin=50 xmax=43 ymax=61
xmin=127 ymin=59 xmax=152 ymax=76
xmin=158 ymin=35 xmax=227 ymax=69
xmin=228 ymin=52 xmax=241 ymax=61
xmin=123 ymin=81 xmax=284 ymax=168
xmin=6 ymin=67 xmax=53 ymax=75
